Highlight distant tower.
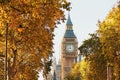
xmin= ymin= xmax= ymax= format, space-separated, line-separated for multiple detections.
xmin=56 ymin=58 xmax=62 ymax=80
xmin=53 ymin=71 xmax=56 ymax=80
xmin=61 ymin=14 xmax=78 ymax=80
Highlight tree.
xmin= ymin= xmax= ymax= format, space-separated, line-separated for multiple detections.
xmin=98 ymin=2 xmax=120 ymax=79
xmin=0 ymin=0 xmax=70 ymax=80
xmin=43 ymin=58 xmax=52 ymax=79
xmin=66 ymin=60 xmax=88 ymax=80
xmin=0 ymin=41 xmax=5 ymax=80
xmin=79 ymin=33 xmax=101 ymax=57
xmin=79 ymin=33 xmax=107 ymax=80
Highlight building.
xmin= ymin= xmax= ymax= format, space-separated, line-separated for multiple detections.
xmin=56 ymin=59 xmax=62 ymax=80
xmin=76 ymin=53 xmax=85 ymax=62
xmin=53 ymin=71 xmax=57 ymax=80
xmin=61 ymin=14 xmax=78 ymax=80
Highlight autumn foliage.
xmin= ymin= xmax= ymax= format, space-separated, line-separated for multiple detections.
xmin=0 ymin=0 xmax=70 ymax=80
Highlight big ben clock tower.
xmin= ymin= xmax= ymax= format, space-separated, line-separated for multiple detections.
xmin=61 ymin=14 xmax=78 ymax=80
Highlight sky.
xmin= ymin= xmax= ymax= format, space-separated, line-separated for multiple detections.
xmin=39 ymin=0 xmax=118 ymax=80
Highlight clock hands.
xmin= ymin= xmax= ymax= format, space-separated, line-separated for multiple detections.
xmin=66 ymin=44 xmax=74 ymax=52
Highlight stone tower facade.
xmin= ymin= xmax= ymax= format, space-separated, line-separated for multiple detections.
xmin=56 ymin=59 xmax=62 ymax=80
xmin=61 ymin=14 xmax=78 ymax=80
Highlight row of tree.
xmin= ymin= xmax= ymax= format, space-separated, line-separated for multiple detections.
xmin=66 ymin=2 xmax=120 ymax=80
xmin=0 ymin=0 xmax=70 ymax=80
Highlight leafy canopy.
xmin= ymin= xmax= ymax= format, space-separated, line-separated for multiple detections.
xmin=0 ymin=0 xmax=70 ymax=80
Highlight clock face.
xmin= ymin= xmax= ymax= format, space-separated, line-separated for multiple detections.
xmin=66 ymin=44 xmax=74 ymax=52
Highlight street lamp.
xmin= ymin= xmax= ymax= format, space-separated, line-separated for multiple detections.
xmin=18 ymin=24 xmax=25 ymax=32
xmin=4 ymin=23 xmax=8 ymax=80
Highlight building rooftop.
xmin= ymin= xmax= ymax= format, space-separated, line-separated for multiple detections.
xmin=64 ymin=30 xmax=76 ymax=38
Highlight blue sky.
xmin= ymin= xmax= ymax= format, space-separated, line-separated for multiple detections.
xmin=39 ymin=0 xmax=118 ymax=79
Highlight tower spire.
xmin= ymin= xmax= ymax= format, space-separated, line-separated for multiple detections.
xmin=66 ymin=13 xmax=73 ymax=26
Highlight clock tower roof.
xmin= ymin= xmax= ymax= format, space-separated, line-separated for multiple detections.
xmin=64 ymin=14 xmax=76 ymax=38
xmin=64 ymin=30 xmax=76 ymax=38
